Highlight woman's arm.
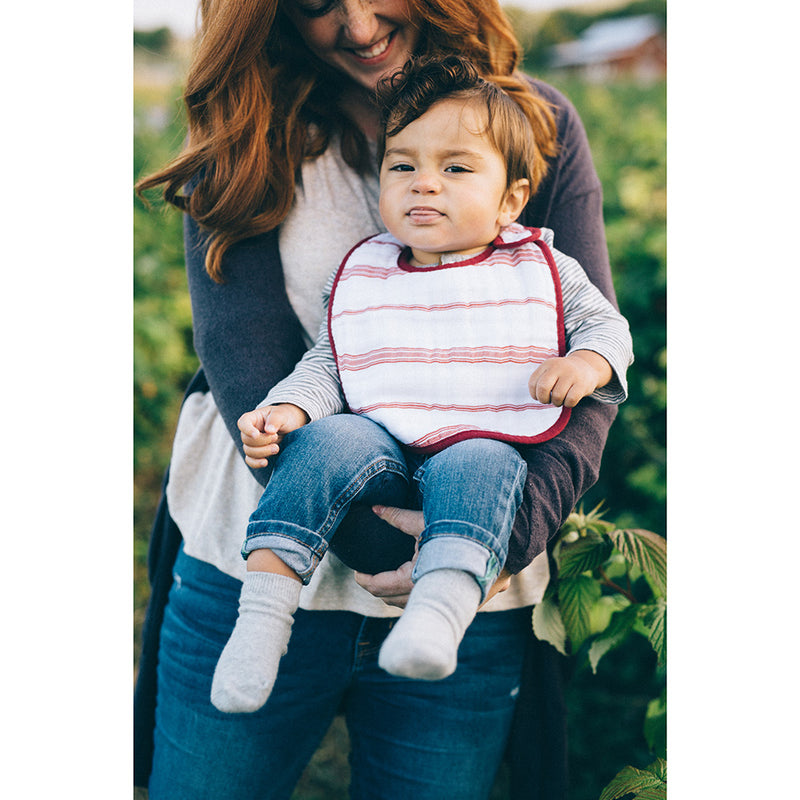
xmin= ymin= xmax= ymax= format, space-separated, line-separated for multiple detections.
xmin=509 ymin=400 xmax=616 ymax=571
xmin=504 ymin=80 xmax=620 ymax=573
xmin=184 ymin=214 xmax=309 ymax=485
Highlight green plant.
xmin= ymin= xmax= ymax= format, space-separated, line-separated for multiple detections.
xmin=599 ymin=758 xmax=666 ymax=800
xmin=533 ymin=504 xmax=666 ymax=799
xmin=134 ymin=26 xmax=173 ymax=54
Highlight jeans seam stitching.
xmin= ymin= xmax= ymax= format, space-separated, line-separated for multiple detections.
xmin=317 ymin=458 xmax=408 ymax=539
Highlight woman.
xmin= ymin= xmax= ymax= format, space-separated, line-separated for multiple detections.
xmin=135 ymin=1 xmax=619 ymax=798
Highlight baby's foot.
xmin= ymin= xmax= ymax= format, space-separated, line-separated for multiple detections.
xmin=378 ymin=570 xmax=480 ymax=681
xmin=211 ymin=571 xmax=301 ymax=713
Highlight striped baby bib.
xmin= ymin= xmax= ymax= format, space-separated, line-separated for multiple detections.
xmin=328 ymin=223 xmax=570 ymax=453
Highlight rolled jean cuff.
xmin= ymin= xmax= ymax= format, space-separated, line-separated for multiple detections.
xmin=241 ymin=522 xmax=328 ymax=584
xmin=413 ymin=533 xmax=502 ymax=603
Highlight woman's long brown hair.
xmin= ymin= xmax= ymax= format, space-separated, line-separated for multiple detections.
xmin=136 ymin=0 xmax=558 ymax=282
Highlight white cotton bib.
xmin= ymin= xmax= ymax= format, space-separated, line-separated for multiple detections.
xmin=328 ymin=223 xmax=571 ymax=452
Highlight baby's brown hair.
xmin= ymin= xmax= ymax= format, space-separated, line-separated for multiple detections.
xmin=376 ymin=55 xmax=538 ymax=192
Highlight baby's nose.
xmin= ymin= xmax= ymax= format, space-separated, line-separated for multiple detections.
xmin=411 ymin=172 xmax=440 ymax=193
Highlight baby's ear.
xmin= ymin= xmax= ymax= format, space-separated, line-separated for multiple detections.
xmin=499 ymin=179 xmax=530 ymax=225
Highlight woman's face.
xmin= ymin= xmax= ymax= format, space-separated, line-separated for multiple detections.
xmin=282 ymin=0 xmax=420 ymax=93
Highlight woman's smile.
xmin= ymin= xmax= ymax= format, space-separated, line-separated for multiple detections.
xmin=284 ymin=1 xmax=419 ymax=93
xmin=347 ymin=29 xmax=396 ymax=62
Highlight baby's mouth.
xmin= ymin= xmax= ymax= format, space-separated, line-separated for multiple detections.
xmin=407 ymin=207 xmax=444 ymax=223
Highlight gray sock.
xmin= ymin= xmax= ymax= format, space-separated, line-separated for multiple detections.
xmin=211 ymin=571 xmax=302 ymax=713
xmin=378 ymin=569 xmax=481 ymax=681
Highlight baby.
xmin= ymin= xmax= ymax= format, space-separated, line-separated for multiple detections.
xmin=211 ymin=55 xmax=633 ymax=713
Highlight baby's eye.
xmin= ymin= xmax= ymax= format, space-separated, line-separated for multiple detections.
xmin=388 ymin=164 xmax=414 ymax=172
xmin=444 ymin=165 xmax=472 ymax=173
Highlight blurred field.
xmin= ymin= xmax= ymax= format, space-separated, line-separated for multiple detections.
xmin=133 ymin=16 xmax=665 ymax=799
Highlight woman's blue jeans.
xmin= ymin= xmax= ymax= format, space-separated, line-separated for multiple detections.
xmin=149 ymin=546 xmax=533 ymax=800
xmin=243 ymin=414 xmax=527 ymax=601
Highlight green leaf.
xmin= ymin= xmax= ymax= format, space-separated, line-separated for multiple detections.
xmin=599 ymin=758 xmax=666 ymax=800
xmin=644 ymin=690 xmax=667 ymax=758
xmin=555 ymin=529 xmax=614 ymax=577
xmin=531 ymin=597 xmax=568 ymax=656
xmin=588 ymin=592 xmax=630 ymax=635
xmin=649 ymin=758 xmax=667 ymax=782
xmin=601 ymin=551 xmax=632 ymax=582
xmin=610 ymin=528 xmax=667 ymax=595
xmin=559 ymin=502 xmax=616 ymax=538
xmin=641 ymin=597 xmax=666 ymax=665
xmin=558 ymin=575 xmax=601 ymax=650
xmin=587 ymin=603 xmax=638 ymax=673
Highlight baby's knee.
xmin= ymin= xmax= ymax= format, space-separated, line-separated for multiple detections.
xmin=429 ymin=439 xmax=526 ymax=491
xmin=446 ymin=437 xmax=523 ymax=464
xmin=297 ymin=413 xmax=375 ymax=442
xmin=295 ymin=414 xmax=402 ymax=461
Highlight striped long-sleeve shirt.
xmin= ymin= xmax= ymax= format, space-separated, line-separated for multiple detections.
xmin=264 ymin=224 xmax=632 ymax=449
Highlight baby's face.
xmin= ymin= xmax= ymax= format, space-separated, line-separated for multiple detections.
xmin=379 ymin=98 xmax=518 ymax=266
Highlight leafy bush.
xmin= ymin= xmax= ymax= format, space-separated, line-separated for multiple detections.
xmin=534 ymin=504 xmax=666 ymax=799
xmin=134 ymin=27 xmax=173 ymax=54
xmin=133 ymin=86 xmax=196 ymax=653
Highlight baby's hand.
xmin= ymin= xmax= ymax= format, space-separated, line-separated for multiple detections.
xmin=528 ymin=351 xmax=612 ymax=408
xmin=237 ymin=404 xmax=309 ymax=468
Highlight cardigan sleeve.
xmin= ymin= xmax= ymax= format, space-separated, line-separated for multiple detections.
xmin=262 ymin=275 xmax=346 ymax=420
xmin=504 ymin=79 xmax=621 ymax=573
xmin=184 ymin=214 xmax=309 ymax=486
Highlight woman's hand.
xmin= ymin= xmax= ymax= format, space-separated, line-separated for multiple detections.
xmin=353 ymin=506 xmax=423 ymax=608
xmin=354 ymin=505 xmax=512 ymax=608
xmin=480 ymin=568 xmax=512 ymax=608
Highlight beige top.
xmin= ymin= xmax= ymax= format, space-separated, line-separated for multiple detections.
xmin=166 ymin=137 xmax=550 ymax=615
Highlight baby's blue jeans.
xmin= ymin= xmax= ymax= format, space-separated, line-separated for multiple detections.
xmin=242 ymin=414 xmax=528 ymax=601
